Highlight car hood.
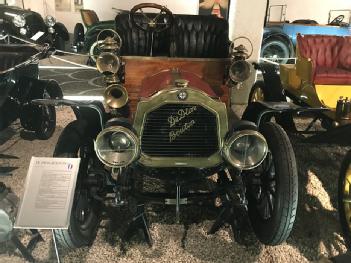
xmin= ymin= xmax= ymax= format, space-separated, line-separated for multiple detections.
xmin=139 ymin=69 xmax=219 ymax=98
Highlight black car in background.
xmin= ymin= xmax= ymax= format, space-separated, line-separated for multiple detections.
xmin=0 ymin=0 xmax=69 ymax=50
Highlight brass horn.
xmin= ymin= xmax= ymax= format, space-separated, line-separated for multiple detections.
xmin=104 ymin=84 xmax=128 ymax=109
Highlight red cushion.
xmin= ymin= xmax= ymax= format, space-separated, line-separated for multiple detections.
xmin=314 ymin=66 xmax=351 ymax=85
xmin=297 ymin=34 xmax=344 ymax=68
xmin=339 ymin=36 xmax=351 ymax=70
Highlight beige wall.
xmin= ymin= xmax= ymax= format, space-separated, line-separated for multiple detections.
xmin=84 ymin=0 xmax=199 ymax=21
xmin=269 ymin=0 xmax=351 ymax=24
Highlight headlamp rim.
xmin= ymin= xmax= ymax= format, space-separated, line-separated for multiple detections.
xmin=45 ymin=15 xmax=56 ymax=27
xmin=95 ymin=126 xmax=140 ymax=168
xmin=13 ymin=14 xmax=26 ymax=28
xmin=223 ymin=129 xmax=268 ymax=170
xmin=228 ymin=60 xmax=251 ymax=83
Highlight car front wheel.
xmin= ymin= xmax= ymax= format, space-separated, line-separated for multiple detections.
xmin=246 ymin=122 xmax=298 ymax=245
xmin=53 ymin=120 xmax=101 ymax=249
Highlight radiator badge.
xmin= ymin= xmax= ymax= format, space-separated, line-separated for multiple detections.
xmin=168 ymin=106 xmax=198 ymax=143
xmin=169 ymin=120 xmax=196 ymax=143
xmin=168 ymin=106 xmax=197 ymax=128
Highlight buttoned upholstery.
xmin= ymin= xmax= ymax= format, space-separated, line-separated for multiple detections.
xmin=170 ymin=15 xmax=229 ymax=58
xmin=115 ymin=13 xmax=171 ymax=56
xmin=114 ymin=13 xmax=229 ymax=58
xmin=297 ymin=34 xmax=351 ymax=85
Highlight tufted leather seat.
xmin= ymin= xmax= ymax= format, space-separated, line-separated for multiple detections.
xmin=297 ymin=34 xmax=351 ymax=85
xmin=115 ymin=13 xmax=171 ymax=56
xmin=170 ymin=15 xmax=229 ymax=58
xmin=115 ymin=13 xmax=229 ymax=58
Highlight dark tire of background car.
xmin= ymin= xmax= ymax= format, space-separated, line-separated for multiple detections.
xmin=34 ymin=105 xmax=56 ymax=140
xmin=73 ymin=23 xmax=85 ymax=49
xmin=247 ymin=122 xmax=298 ymax=245
xmin=53 ymin=120 xmax=101 ymax=249
xmin=338 ymin=150 xmax=351 ymax=250
xmin=54 ymin=35 xmax=65 ymax=52
xmin=261 ymin=37 xmax=290 ymax=64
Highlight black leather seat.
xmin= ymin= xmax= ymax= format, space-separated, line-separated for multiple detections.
xmin=170 ymin=15 xmax=230 ymax=58
xmin=114 ymin=13 xmax=229 ymax=58
xmin=115 ymin=13 xmax=171 ymax=56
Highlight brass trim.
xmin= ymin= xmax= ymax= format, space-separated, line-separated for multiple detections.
xmin=133 ymin=87 xmax=229 ymax=168
xmin=104 ymin=84 xmax=129 ymax=109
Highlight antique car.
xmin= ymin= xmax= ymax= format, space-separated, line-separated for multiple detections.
xmin=338 ymin=150 xmax=351 ymax=249
xmin=35 ymin=3 xmax=298 ymax=249
xmin=262 ymin=4 xmax=351 ymax=63
xmin=245 ymin=34 xmax=351 ymax=145
xmin=0 ymin=0 xmax=69 ymax=50
xmin=0 ymin=35 xmax=62 ymax=139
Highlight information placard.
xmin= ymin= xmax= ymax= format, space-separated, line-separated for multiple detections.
xmin=15 ymin=157 xmax=80 ymax=229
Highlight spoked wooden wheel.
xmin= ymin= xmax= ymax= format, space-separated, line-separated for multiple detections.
xmin=338 ymin=150 xmax=351 ymax=249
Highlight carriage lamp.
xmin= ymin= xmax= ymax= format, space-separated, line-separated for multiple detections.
xmin=45 ymin=15 xmax=56 ymax=27
xmin=13 ymin=14 xmax=26 ymax=28
xmin=95 ymin=126 xmax=140 ymax=168
xmin=96 ymin=52 xmax=121 ymax=75
xmin=0 ymin=182 xmax=18 ymax=243
xmin=229 ymin=60 xmax=251 ymax=83
xmin=223 ymin=130 xmax=268 ymax=170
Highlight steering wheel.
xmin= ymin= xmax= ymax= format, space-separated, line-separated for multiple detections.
xmin=130 ymin=3 xmax=174 ymax=33
xmin=329 ymin=15 xmax=344 ymax=26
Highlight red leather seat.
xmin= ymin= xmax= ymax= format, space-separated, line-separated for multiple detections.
xmin=297 ymin=34 xmax=351 ymax=85
xmin=315 ymin=67 xmax=351 ymax=85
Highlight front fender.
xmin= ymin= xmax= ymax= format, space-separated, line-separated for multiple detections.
xmin=53 ymin=22 xmax=69 ymax=41
xmin=31 ymin=98 xmax=106 ymax=135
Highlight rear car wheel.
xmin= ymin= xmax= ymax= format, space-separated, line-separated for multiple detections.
xmin=338 ymin=150 xmax=351 ymax=249
xmin=34 ymin=104 xmax=56 ymax=140
xmin=53 ymin=120 xmax=101 ymax=249
xmin=247 ymin=122 xmax=298 ymax=245
xmin=54 ymin=35 xmax=65 ymax=51
xmin=261 ymin=38 xmax=290 ymax=64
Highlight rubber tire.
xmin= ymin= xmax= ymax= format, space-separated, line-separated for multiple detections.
xmin=34 ymin=105 xmax=56 ymax=140
xmin=338 ymin=150 xmax=351 ymax=250
xmin=248 ymin=122 xmax=298 ymax=245
xmin=54 ymin=35 xmax=65 ymax=52
xmin=73 ymin=23 xmax=85 ymax=50
xmin=53 ymin=120 xmax=101 ymax=249
xmin=261 ymin=38 xmax=290 ymax=64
